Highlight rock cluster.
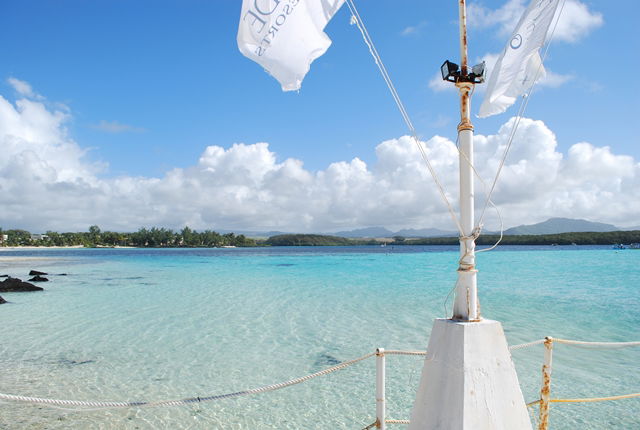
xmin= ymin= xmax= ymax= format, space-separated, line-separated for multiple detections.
xmin=0 ymin=277 xmax=43 ymax=292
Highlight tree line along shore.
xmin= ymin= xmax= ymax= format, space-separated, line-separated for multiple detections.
xmin=1 ymin=226 xmax=639 ymax=248
xmin=0 ymin=226 xmax=256 ymax=248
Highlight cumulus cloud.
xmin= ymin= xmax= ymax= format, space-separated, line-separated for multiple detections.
xmin=552 ymin=0 xmax=603 ymax=43
xmin=1 ymin=82 xmax=638 ymax=233
xmin=468 ymin=0 xmax=526 ymax=33
xmin=468 ymin=0 xmax=603 ymax=43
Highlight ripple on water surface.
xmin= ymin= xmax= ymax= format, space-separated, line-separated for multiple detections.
xmin=0 ymin=246 xmax=638 ymax=429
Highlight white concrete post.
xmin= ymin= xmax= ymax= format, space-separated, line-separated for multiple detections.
xmin=376 ymin=348 xmax=386 ymax=430
xmin=408 ymin=319 xmax=533 ymax=429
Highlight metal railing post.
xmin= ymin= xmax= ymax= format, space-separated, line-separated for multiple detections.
xmin=538 ymin=337 xmax=554 ymax=430
xmin=376 ymin=348 xmax=386 ymax=429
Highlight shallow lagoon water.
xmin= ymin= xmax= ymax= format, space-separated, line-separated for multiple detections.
xmin=0 ymin=246 xmax=638 ymax=429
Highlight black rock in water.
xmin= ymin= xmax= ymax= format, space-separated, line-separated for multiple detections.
xmin=29 ymin=275 xmax=49 ymax=282
xmin=0 ymin=274 xmax=9 ymax=278
xmin=0 ymin=296 xmax=6 ymax=304
xmin=29 ymin=270 xmax=48 ymax=276
xmin=0 ymin=277 xmax=43 ymax=292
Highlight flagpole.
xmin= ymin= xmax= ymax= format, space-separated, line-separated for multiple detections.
xmin=452 ymin=0 xmax=479 ymax=321
xmin=408 ymin=1 xmax=532 ymax=427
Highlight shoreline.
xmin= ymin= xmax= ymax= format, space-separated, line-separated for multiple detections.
xmin=0 ymin=245 xmax=135 ymax=250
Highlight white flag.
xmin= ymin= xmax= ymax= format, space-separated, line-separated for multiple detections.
xmin=478 ymin=0 xmax=560 ymax=118
xmin=237 ymin=0 xmax=345 ymax=92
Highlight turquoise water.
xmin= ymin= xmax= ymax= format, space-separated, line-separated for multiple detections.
xmin=0 ymin=246 xmax=638 ymax=429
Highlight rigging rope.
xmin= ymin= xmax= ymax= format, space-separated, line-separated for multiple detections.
xmin=346 ymin=0 xmax=570 ymax=250
xmin=345 ymin=0 xmax=464 ymax=236
xmin=454 ymin=134 xmax=506 ymax=255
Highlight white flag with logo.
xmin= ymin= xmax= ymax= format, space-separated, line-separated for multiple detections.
xmin=478 ymin=0 xmax=560 ymax=118
xmin=237 ymin=0 xmax=345 ymax=92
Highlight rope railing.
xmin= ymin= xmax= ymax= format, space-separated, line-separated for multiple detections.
xmin=0 ymin=352 xmax=376 ymax=410
xmin=1 ymin=337 xmax=637 ymax=430
xmin=553 ymin=338 xmax=640 ymax=348
xmin=376 ymin=337 xmax=639 ymax=429
xmin=528 ymin=392 xmax=640 ymax=406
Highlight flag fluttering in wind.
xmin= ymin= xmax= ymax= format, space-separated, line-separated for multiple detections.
xmin=237 ymin=0 xmax=345 ymax=92
xmin=478 ymin=0 xmax=560 ymax=118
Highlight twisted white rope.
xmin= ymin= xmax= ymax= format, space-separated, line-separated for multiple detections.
xmin=383 ymin=350 xmax=427 ymax=357
xmin=509 ymin=339 xmax=546 ymax=351
xmin=553 ymin=339 xmax=640 ymax=349
xmin=386 ymin=419 xmax=411 ymax=424
xmin=0 ymin=352 xmax=376 ymax=409
xmin=2 ymin=337 xmax=636 ymax=410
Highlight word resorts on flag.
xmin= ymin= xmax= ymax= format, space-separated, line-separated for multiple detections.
xmin=237 ymin=0 xmax=345 ymax=92
xmin=479 ymin=0 xmax=560 ymax=118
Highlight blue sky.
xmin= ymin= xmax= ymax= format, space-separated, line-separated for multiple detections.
xmin=0 ymin=0 xmax=638 ymax=233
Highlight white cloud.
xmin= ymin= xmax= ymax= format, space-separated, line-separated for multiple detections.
xmin=468 ymin=0 xmax=602 ymax=43
xmin=1 ymin=81 xmax=639 ymax=233
xmin=7 ymin=77 xmax=40 ymax=99
xmin=553 ymin=0 xmax=603 ymax=43
xmin=92 ymin=120 xmax=146 ymax=133
xmin=428 ymin=72 xmax=455 ymax=93
xmin=401 ymin=21 xmax=428 ymax=36
xmin=538 ymin=70 xmax=573 ymax=88
xmin=468 ymin=0 xmax=526 ymax=33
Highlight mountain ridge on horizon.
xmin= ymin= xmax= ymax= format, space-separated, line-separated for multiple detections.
xmin=502 ymin=217 xmax=620 ymax=235
xmin=225 ymin=217 xmax=630 ymax=239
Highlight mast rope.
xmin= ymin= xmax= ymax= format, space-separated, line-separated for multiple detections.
xmin=345 ymin=0 xmax=464 ymax=236
xmin=476 ymin=0 xmax=567 ymax=230
xmin=454 ymin=132 xmax=505 ymax=254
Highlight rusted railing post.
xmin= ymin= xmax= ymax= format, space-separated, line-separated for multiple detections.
xmin=538 ymin=337 xmax=554 ymax=430
xmin=376 ymin=348 xmax=386 ymax=429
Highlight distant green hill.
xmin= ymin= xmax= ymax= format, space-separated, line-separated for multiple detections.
xmin=333 ymin=227 xmax=394 ymax=238
xmin=504 ymin=217 xmax=618 ymax=235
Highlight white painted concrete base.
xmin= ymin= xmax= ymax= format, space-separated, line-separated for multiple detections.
xmin=408 ymin=319 xmax=532 ymax=430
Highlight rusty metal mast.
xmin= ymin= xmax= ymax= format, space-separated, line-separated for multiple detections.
xmin=452 ymin=0 xmax=480 ymax=321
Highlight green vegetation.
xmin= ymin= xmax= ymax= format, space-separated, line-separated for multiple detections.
xmin=262 ymin=231 xmax=640 ymax=247
xmin=0 ymin=225 xmax=256 ymax=248
xmin=2 ymin=228 xmax=638 ymax=248
xmin=404 ymin=230 xmax=640 ymax=246
xmin=265 ymin=234 xmax=375 ymax=246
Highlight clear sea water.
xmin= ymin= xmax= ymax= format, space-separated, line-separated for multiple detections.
xmin=0 ymin=246 xmax=638 ymax=429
